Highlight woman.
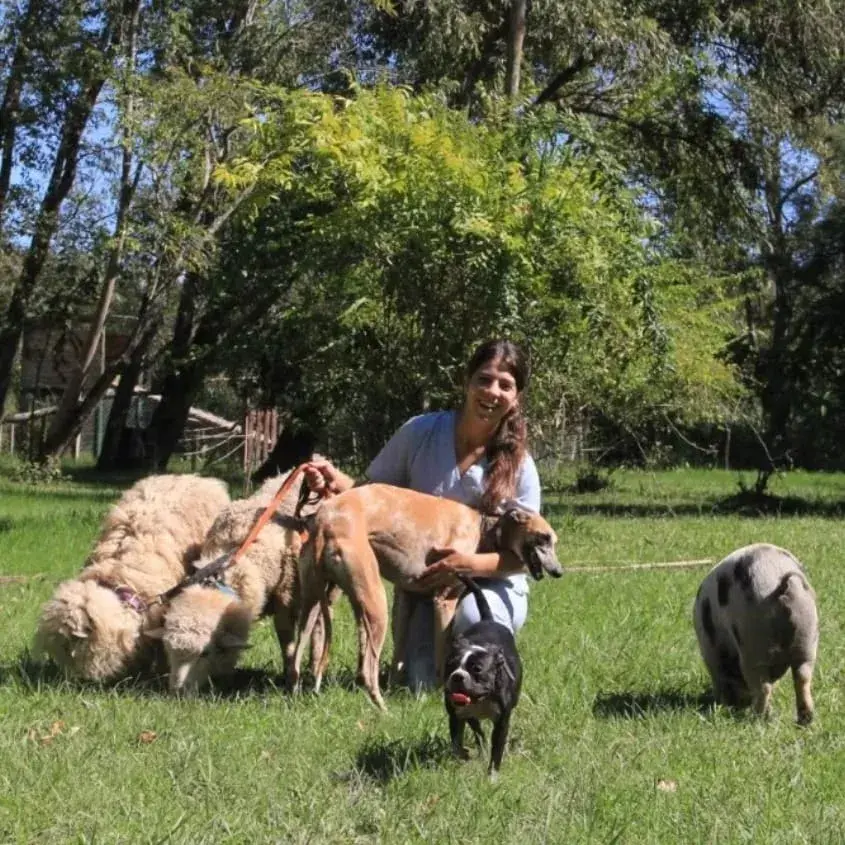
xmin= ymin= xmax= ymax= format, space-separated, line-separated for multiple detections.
xmin=303 ymin=338 xmax=541 ymax=688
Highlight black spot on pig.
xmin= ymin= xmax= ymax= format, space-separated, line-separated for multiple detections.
xmin=717 ymin=573 xmax=731 ymax=606
xmin=733 ymin=556 xmax=754 ymax=598
xmin=702 ymin=598 xmax=716 ymax=643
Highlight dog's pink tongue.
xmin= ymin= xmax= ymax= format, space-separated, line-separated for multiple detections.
xmin=450 ymin=692 xmax=471 ymax=706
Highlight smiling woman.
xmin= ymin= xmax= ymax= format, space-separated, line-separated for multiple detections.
xmin=303 ymin=339 xmax=542 ymax=690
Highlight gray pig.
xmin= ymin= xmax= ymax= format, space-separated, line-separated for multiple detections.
xmin=693 ymin=543 xmax=818 ymax=724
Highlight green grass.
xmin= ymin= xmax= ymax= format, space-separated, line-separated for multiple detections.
xmin=2 ymin=468 xmax=845 ymax=843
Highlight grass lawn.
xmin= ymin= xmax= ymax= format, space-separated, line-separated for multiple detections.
xmin=1 ymin=466 xmax=844 ymax=843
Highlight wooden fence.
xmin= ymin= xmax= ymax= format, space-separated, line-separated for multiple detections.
xmin=243 ymin=408 xmax=279 ymax=479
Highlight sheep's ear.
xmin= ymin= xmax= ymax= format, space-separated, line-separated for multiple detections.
xmin=218 ymin=633 xmax=250 ymax=651
xmin=66 ymin=618 xmax=89 ymax=638
xmin=144 ymin=627 xmax=165 ymax=640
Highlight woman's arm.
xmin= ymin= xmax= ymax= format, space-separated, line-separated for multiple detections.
xmin=416 ymin=548 xmax=524 ymax=589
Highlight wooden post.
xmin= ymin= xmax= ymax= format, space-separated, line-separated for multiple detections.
xmin=269 ymin=409 xmax=278 ymax=457
xmin=243 ymin=410 xmax=253 ymax=478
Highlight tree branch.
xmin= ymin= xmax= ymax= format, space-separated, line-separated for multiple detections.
xmin=533 ymin=53 xmax=596 ymax=107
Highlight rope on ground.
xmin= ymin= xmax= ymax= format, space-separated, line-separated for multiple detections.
xmin=0 ymin=574 xmax=40 ymax=584
xmin=566 ymin=558 xmax=714 ymax=573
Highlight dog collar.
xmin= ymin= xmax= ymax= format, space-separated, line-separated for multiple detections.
xmin=109 ymin=584 xmax=148 ymax=614
xmin=214 ymin=582 xmax=238 ymax=599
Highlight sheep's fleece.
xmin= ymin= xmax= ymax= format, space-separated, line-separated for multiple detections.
xmin=693 ymin=542 xmax=818 ymax=724
xmin=35 ymin=474 xmax=230 ymax=681
xmin=158 ymin=471 xmax=312 ymax=692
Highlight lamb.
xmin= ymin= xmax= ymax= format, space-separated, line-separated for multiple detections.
xmin=693 ymin=543 xmax=819 ymax=724
xmin=155 ymin=470 xmax=324 ymax=693
xmin=35 ymin=474 xmax=230 ymax=682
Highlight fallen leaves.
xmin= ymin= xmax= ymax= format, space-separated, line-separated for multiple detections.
xmin=26 ymin=720 xmax=80 ymax=746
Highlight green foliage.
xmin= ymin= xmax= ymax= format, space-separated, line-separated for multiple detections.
xmin=211 ymin=85 xmax=741 ymax=464
xmin=7 ymin=456 xmax=65 ymax=485
xmin=11 ymin=0 xmax=845 ymax=472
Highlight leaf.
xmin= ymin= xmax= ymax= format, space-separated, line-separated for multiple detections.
xmin=27 ymin=720 xmax=72 ymax=746
xmin=137 ymin=730 xmax=158 ymax=744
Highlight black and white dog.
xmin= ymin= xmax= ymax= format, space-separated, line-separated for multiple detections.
xmin=443 ymin=574 xmax=523 ymax=778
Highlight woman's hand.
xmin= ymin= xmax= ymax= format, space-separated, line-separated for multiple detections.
xmin=416 ymin=548 xmax=474 ymax=590
xmin=415 ymin=548 xmax=522 ymax=590
xmin=302 ymin=459 xmax=354 ymax=495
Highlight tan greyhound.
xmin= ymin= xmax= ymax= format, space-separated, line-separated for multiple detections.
xmin=291 ymin=483 xmax=562 ymax=710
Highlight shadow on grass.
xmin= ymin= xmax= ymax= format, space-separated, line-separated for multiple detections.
xmin=0 ymin=651 xmax=171 ymax=696
xmin=593 ymin=689 xmax=715 ymax=719
xmin=353 ymin=733 xmax=453 ymax=783
xmin=545 ymin=492 xmax=845 ymax=520
xmin=2 ymin=652 xmax=406 ymax=705
xmin=0 ymin=651 xmax=296 ymax=700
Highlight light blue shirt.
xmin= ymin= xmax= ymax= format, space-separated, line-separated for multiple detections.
xmin=366 ymin=410 xmax=541 ymax=592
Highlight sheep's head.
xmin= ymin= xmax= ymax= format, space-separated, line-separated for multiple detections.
xmin=150 ymin=585 xmax=251 ymax=693
xmin=35 ymin=580 xmax=145 ymax=681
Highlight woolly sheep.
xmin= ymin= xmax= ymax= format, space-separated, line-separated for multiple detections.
xmin=156 ymin=471 xmax=322 ymax=693
xmin=35 ymin=474 xmax=230 ymax=681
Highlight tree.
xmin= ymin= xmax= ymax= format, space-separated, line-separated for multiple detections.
xmin=0 ymin=0 xmax=139 ymax=414
xmin=211 ymin=86 xmax=741 ymax=467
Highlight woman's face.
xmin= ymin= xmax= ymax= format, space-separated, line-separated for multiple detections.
xmin=464 ymin=357 xmax=520 ymax=427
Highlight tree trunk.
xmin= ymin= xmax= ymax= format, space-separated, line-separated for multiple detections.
xmin=96 ymin=337 xmax=148 ymax=471
xmin=0 ymin=77 xmax=105 ymax=413
xmin=40 ymin=0 xmax=143 ymax=462
xmin=505 ymin=0 xmax=527 ymax=99
xmin=0 ymin=1 xmax=37 ymax=233
xmin=753 ymin=151 xmax=795 ymax=493
xmin=143 ymin=272 xmax=208 ymax=470
xmin=144 ymin=357 xmax=209 ymax=472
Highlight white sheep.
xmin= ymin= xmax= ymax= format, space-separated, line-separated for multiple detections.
xmin=35 ymin=474 xmax=230 ymax=681
xmin=156 ymin=471 xmax=325 ymax=693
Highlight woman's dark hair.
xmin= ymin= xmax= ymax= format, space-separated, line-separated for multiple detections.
xmin=465 ymin=339 xmax=530 ymax=513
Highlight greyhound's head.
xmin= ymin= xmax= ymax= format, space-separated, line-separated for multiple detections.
xmin=492 ymin=507 xmax=563 ymax=581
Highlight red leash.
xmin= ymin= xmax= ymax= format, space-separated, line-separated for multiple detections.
xmin=229 ymin=462 xmax=322 ymax=565
xmin=153 ymin=462 xmax=326 ymax=606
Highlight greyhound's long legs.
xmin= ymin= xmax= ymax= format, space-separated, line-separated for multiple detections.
xmin=272 ymin=606 xmax=296 ymax=687
xmin=291 ymin=562 xmax=328 ymax=692
xmin=332 ymin=537 xmax=389 ymax=710
xmin=310 ymin=584 xmax=341 ymax=678
xmin=390 ymin=587 xmax=412 ymax=684
xmin=433 ymin=591 xmax=459 ymax=686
